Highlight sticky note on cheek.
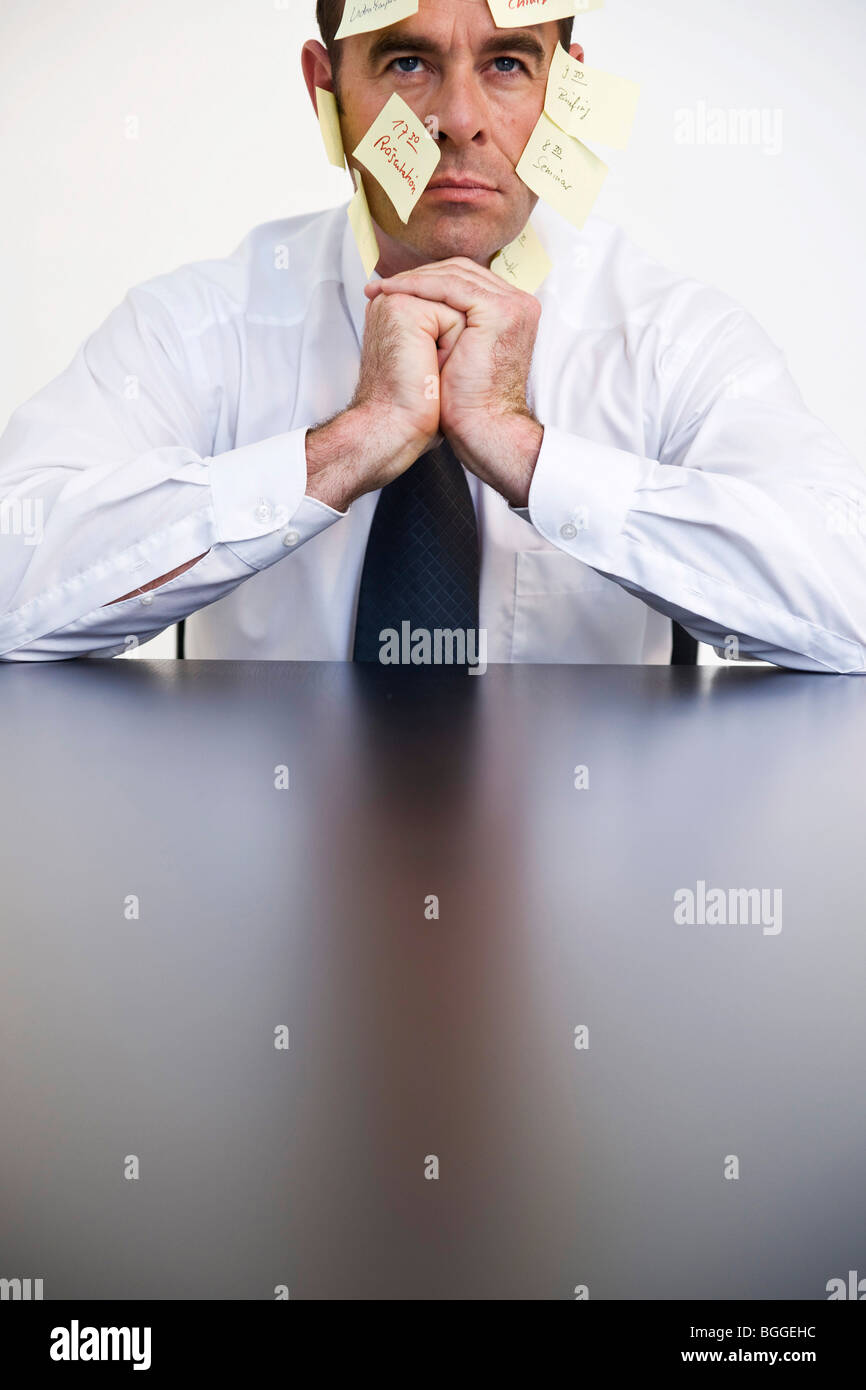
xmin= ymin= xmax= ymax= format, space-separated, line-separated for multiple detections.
xmin=490 ymin=223 xmax=552 ymax=293
xmin=316 ymin=87 xmax=345 ymax=169
xmin=516 ymin=110 xmax=608 ymax=229
xmin=486 ymin=0 xmax=602 ymax=28
xmin=545 ymin=43 xmax=640 ymax=149
xmin=348 ymin=169 xmax=380 ymax=278
xmin=352 ymin=92 xmax=441 ymax=224
xmin=336 ymin=0 xmax=419 ymax=40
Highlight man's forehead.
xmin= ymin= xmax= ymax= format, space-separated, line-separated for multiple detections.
xmin=404 ymin=0 xmax=532 ymax=20
xmin=352 ymin=0 xmax=549 ymax=45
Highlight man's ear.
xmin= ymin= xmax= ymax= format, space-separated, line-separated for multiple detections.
xmin=568 ymin=41 xmax=585 ymax=64
xmin=301 ymin=39 xmax=335 ymax=114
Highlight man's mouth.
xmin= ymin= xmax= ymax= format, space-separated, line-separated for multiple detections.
xmin=425 ymin=177 xmax=499 ymax=202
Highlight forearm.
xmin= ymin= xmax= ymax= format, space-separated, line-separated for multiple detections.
xmin=108 ymin=412 xmax=385 ymax=604
xmin=0 ymin=429 xmax=342 ymax=660
xmin=105 ymin=552 xmax=210 ymax=605
xmin=521 ymin=423 xmax=866 ymax=674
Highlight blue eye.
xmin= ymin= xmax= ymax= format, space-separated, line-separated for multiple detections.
xmin=388 ymin=53 xmax=527 ymax=76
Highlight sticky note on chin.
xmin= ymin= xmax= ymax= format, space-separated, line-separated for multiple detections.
xmin=352 ymin=92 xmax=441 ymax=224
xmin=348 ymin=169 xmax=380 ymax=278
xmin=336 ymin=0 xmax=419 ymax=40
xmin=486 ymin=0 xmax=602 ymax=28
xmin=545 ymin=43 xmax=639 ymax=149
xmin=516 ymin=110 xmax=607 ymax=229
xmin=316 ymin=87 xmax=345 ymax=169
xmin=490 ymin=223 xmax=552 ymax=294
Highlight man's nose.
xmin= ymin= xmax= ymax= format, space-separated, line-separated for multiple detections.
xmin=432 ymin=68 xmax=489 ymax=145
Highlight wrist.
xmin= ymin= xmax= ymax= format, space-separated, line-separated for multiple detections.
xmin=448 ymin=409 xmax=543 ymax=508
xmin=305 ymin=412 xmax=361 ymax=512
xmin=305 ymin=405 xmax=401 ymax=511
xmin=306 ymin=403 xmax=432 ymax=510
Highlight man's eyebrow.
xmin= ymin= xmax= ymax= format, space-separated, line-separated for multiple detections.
xmin=365 ymin=28 xmax=548 ymax=68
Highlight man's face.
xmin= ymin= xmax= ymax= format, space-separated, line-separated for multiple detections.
xmin=333 ymin=0 xmax=562 ymax=265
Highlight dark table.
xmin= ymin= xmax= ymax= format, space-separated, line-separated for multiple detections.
xmin=1 ymin=660 xmax=864 ymax=1300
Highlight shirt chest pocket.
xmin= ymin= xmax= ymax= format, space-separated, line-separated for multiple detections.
xmin=510 ymin=548 xmax=649 ymax=663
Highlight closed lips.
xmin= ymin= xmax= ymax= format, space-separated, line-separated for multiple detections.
xmin=428 ymin=178 xmax=496 ymax=190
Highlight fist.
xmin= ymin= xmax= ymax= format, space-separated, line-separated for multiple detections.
xmin=352 ymin=290 xmax=467 ymax=465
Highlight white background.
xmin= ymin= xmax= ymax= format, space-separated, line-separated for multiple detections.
xmin=1 ymin=0 xmax=864 ymax=661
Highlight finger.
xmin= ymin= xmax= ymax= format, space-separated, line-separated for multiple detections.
xmin=387 ymin=255 xmax=508 ymax=288
xmin=407 ymin=297 xmax=467 ymax=357
xmin=437 ymin=312 xmax=466 ymax=367
xmin=424 ymin=256 xmax=514 ymax=292
xmin=366 ymin=261 xmax=510 ymax=302
xmin=368 ymin=288 xmax=464 ymax=340
xmin=366 ymin=271 xmax=501 ymax=317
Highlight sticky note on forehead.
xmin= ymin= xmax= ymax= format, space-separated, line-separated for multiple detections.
xmin=336 ymin=0 xmax=419 ymax=40
xmin=545 ymin=43 xmax=639 ymax=149
xmin=316 ymin=87 xmax=345 ymax=168
xmin=486 ymin=0 xmax=602 ymax=28
xmin=491 ymin=223 xmax=552 ymax=293
xmin=516 ymin=110 xmax=607 ymax=228
xmin=352 ymin=92 xmax=441 ymax=223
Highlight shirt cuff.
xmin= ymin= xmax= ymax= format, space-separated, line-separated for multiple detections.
xmin=209 ymin=426 xmax=348 ymax=571
xmin=525 ymin=423 xmax=641 ymax=567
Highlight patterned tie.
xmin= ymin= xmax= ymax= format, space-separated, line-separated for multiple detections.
xmin=352 ymin=438 xmax=480 ymax=664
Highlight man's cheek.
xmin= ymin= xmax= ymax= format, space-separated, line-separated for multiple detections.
xmin=361 ymin=181 xmax=404 ymax=234
xmin=489 ymin=125 xmax=537 ymax=181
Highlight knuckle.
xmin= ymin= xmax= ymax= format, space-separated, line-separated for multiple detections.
xmin=374 ymin=291 xmax=408 ymax=318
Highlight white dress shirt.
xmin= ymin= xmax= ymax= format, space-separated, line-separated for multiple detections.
xmin=1 ymin=200 xmax=864 ymax=670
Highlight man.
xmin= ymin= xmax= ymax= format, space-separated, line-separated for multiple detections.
xmin=0 ymin=0 xmax=864 ymax=669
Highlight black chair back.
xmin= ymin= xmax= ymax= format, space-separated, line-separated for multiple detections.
xmin=670 ymin=621 xmax=699 ymax=665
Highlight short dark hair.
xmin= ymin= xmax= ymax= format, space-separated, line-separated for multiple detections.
xmin=316 ymin=1 xmax=574 ymax=86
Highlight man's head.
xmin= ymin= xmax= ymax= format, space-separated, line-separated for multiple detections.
xmin=302 ymin=0 xmax=584 ymax=272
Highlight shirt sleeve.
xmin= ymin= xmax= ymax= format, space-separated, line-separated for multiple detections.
xmin=524 ymin=308 xmax=866 ymax=673
xmin=0 ymin=285 xmax=346 ymax=660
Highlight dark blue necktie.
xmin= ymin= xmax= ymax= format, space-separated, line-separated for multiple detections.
xmin=352 ymin=439 xmax=480 ymax=664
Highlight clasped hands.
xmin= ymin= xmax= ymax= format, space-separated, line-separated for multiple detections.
xmin=356 ymin=257 xmax=544 ymax=509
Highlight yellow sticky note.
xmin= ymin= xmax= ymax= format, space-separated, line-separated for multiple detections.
xmin=316 ymin=87 xmax=345 ymax=169
xmin=352 ymin=92 xmax=441 ymax=224
xmin=544 ymin=43 xmax=639 ymax=149
xmin=348 ymin=169 xmax=380 ymax=278
xmin=490 ymin=223 xmax=552 ymax=293
xmin=486 ymin=0 xmax=602 ymax=29
xmin=336 ymin=0 xmax=419 ymax=40
xmin=516 ymin=110 xmax=607 ymax=229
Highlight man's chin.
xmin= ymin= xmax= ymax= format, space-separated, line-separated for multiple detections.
xmin=390 ymin=212 xmax=517 ymax=267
